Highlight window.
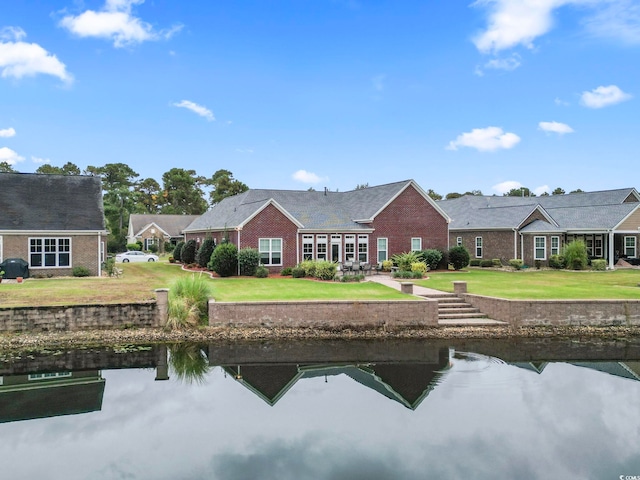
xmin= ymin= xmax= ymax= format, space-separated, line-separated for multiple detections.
xmin=358 ymin=235 xmax=368 ymax=262
xmin=625 ymin=236 xmax=637 ymax=258
xmin=316 ymin=235 xmax=327 ymax=260
xmin=144 ymin=237 xmax=158 ymax=250
xmin=551 ymin=236 xmax=560 ymax=256
xmin=475 ymin=237 xmax=483 ymax=258
xmin=302 ymin=235 xmax=314 ymax=261
xmin=456 ymin=237 xmax=462 ymax=247
xmin=259 ymin=238 xmax=282 ymax=265
xmin=345 ymin=235 xmax=355 ymax=261
xmin=534 ymin=236 xmax=546 ymax=260
xmin=30 ymin=238 xmax=71 ymax=268
xmin=594 ymin=236 xmax=603 ymax=257
xmin=29 ymin=372 xmax=72 ymax=381
xmin=586 ymin=238 xmax=593 ymax=257
xmin=377 ymin=238 xmax=388 ymax=263
xmin=411 ymin=238 xmax=422 ymax=252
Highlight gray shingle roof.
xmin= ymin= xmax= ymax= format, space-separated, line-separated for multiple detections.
xmin=130 ymin=214 xmax=200 ymax=237
xmin=0 ymin=173 xmax=105 ymax=231
xmin=439 ymin=188 xmax=640 ymax=232
xmin=185 ymin=180 xmax=423 ymax=232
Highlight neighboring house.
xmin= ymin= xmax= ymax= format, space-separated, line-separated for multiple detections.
xmin=0 ymin=173 xmax=107 ymax=277
xmin=127 ymin=214 xmax=200 ymax=251
xmin=183 ymin=180 xmax=450 ymax=272
xmin=438 ymin=188 xmax=640 ymax=269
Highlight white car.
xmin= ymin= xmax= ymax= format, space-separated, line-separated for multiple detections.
xmin=115 ymin=251 xmax=159 ymax=263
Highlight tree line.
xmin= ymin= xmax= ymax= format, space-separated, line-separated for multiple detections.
xmin=0 ymin=160 xmax=247 ymax=251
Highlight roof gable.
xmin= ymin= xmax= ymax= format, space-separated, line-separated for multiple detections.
xmin=130 ymin=214 xmax=200 ymax=237
xmin=0 ymin=173 xmax=105 ymax=231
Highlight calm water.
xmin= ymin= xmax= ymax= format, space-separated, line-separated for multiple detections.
xmin=1 ymin=338 xmax=640 ymax=480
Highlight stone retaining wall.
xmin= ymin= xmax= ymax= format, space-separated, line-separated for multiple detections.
xmin=463 ymin=294 xmax=640 ymax=326
xmin=209 ymin=299 xmax=439 ymax=328
xmin=0 ymin=302 xmax=160 ymax=333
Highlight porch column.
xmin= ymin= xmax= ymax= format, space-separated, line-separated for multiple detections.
xmin=608 ymin=231 xmax=615 ymax=270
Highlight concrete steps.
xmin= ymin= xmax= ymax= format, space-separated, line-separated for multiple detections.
xmin=419 ymin=293 xmax=506 ymax=325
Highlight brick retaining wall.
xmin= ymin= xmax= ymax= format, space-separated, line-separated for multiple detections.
xmin=463 ymin=294 xmax=640 ymax=326
xmin=209 ymin=299 xmax=439 ymax=328
xmin=0 ymin=302 xmax=160 ymax=333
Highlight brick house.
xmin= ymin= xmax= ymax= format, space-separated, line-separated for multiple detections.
xmin=183 ymin=180 xmax=450 ymax=272
xmin=127 ymin=214 xmax=200 ymax=252
xmin=0 ymin=173 xmax=107 ymax=277
xmin=438 ymin=188 xmax=640 ymax=269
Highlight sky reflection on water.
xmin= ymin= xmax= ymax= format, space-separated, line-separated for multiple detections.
xmin=1 ymin=343 xmax=639 ymax=480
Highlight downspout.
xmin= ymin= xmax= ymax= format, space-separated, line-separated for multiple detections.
xmin=520 ymin=232 xmax=524 ymax=263
xmin=513 ymin=228 xmax=518 ymax=260
xmin=296 ymin=230 xmax=300 ymax=266
xmin=97 ymin=232 xmax=102 ymax=277
xmin=237 ymin=229 xmax=241 ymax=276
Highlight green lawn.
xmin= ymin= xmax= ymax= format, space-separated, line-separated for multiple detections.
xmin=416 ymin=268 xmax=640 ymax=300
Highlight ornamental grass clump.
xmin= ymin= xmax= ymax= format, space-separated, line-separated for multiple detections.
xmin=166 ymin=274 xmax=212 ymax=329
xmin=563 ymin=240 xmax=588 ymax=271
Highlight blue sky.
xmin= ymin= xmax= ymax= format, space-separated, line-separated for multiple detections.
xmin=1 ymin=0 xmax=639 ymax=196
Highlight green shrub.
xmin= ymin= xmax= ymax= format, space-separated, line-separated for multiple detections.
xmin=392 ymin=270 xmax=423 ymax=279
xmin=420 ymin=249 xmax=443 ymax=271
xmin=391 ymin=251 xmax=422 ymax=271
xmin=469 ymin=259 xmax=481 ymax=267
xmin=299 ymin=260 xmax=317 ymax=277
xmin=492 ymin=259 xmax=502 ymax=267
xmin=280 ymin=267 xmax=293 ymax=276
xmin=448 ymin=246 xmax=470 ymax=270
xmin=126 ymin=243 xmax=141 ymax=251
xmin=238 ymin=247 xmax=261 ymax=276
xmin=549 ymin=254 xmax=565 ymax=269
xmin=591 ymin=259 xmax=607 ymax=271
xmin=292 ymin=267 xmax=305 ymax=278
xmin=147 ymin=243 xmax=158 ymax=253
xmin=168 ymin=256 xmax=176 ymax=263
xmin=509 ymin=259 xmax=524 ymax=270
xmin=104 ymin=258 xmax=119 ymax=277
xmin=255 ymin=265 xmax=269 ymax=278
xmin=563 ymin=240 xmax=588 ymax=271
xmin=166 ymin=274 xmax=212 ymax=329
xmin=196 ymin=237 xmax=216 ymax=268
xmin=164 ymin=243 xmax=174 ymax=255
xmin=72 ymin=266 xmax=91 ymax=277
xmin=173 ymin=241 xmax=185 ymax=263
xmin=339 ymin=274 xmax=364 ymax=282
xmin=381 ymin=260 xmax=393 ymax=272
xmin=314 ymin=260 xmax=338 ymax=280
xmin=208 ymin=242 xmax=237 ymax=277
xmin=181 ymin=239 xmax=198 ymax=265
xmin=410 ymin=261 xmax=428 ymax=276
xmin=480 ymin=259 xmax=494 ymax=268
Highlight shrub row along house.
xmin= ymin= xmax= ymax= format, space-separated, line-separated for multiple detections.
xmin=438 ymin=188 xmax=640 ymax=270
xmin=182 ymin=180 xmax=450 ymax=272
xmin=0 ymin=172 xmax=107 ymax=277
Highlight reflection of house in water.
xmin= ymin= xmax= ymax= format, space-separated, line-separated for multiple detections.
xmin=222 ymin=347 xmax=451 ymax=409
xmin=0 ymin=371 xmax=105 ymax=423
xmin=511 ymin=361 xmax=640 ymax=381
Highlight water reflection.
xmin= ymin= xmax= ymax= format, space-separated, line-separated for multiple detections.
xmin=0 ymin=338 xmax=639 ymax=479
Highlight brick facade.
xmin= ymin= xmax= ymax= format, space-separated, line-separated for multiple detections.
xmin=1 ymin=233 xmax=106 ymax=277
xmin=450 ymin=230 xmax=516 ymax=264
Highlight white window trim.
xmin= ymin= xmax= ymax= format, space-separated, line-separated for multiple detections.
xmin=550 ymin=236 xmax=560 ymax=256
xmin=302 ymin=235 xmax=314 ymax=260
xmin=377 ymin=237 xmax=388 ymax=263
xmin=316 ymin=235 xmax=328 ymax=260
xmin=411 ymin=237 xmax=422 ymax=252
xmin=624 ymin=236 xmax=637 ymax=258
xmin=358 ymin=234 xmax=369 ymax=263
xmin=456 ymin=237 xmax=462 ymax=247
xmin=29 ymin=237 xmax=72 ymax=269
xmin=534 ymin=236 xmax=547 ymax=261
xmin=594 ymin=236 xmax=603 ymax=258
xmin=259 ymin=238 xmax=283 ymax=266
xmin=475 ymin=237 xmax=483 ymax=258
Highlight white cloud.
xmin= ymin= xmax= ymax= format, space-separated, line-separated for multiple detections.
xmin=235 ymin=148 xmax=254 ymax=154
xmin=31 ymin=156 xmax=51 ymax=164
xmin=292 ymin=170 xmax=328 ymax=184
xmin=533 ymin=185 xmax=550 ymax=196
xmin=554 ymin=97 xmax=570 ymax=106
xmin=538 ymin=121 xmax=574 ymax=134
xmin=473 ymin=0 xmax=572 ymax=54
xmin=476 ymin=53 xmax=522 ymax=75
xmin=59 ymin=0 xmax=183 ymax=48
xmin=582 ymin=0 xmax=640 ymax=45
xmin=0 ymin=127 xmax=16 ymax=138
xmin=172 ymin=100 xmax=215 ymax=121
xmin=446 ymin=126 xmax=521 ymax=152
xmin=0 ymin=27 xmax=72 ymax=83
xmin=580 ymin=85 xmax=632 ymax=108
xmin=492 ymin=180 xmax=523 ymax=195
xmin=0 ymin=147 xmax=25 ymax=165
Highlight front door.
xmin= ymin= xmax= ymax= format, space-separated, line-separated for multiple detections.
xmin=331 ymin=235 xmax=342 ymax=263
